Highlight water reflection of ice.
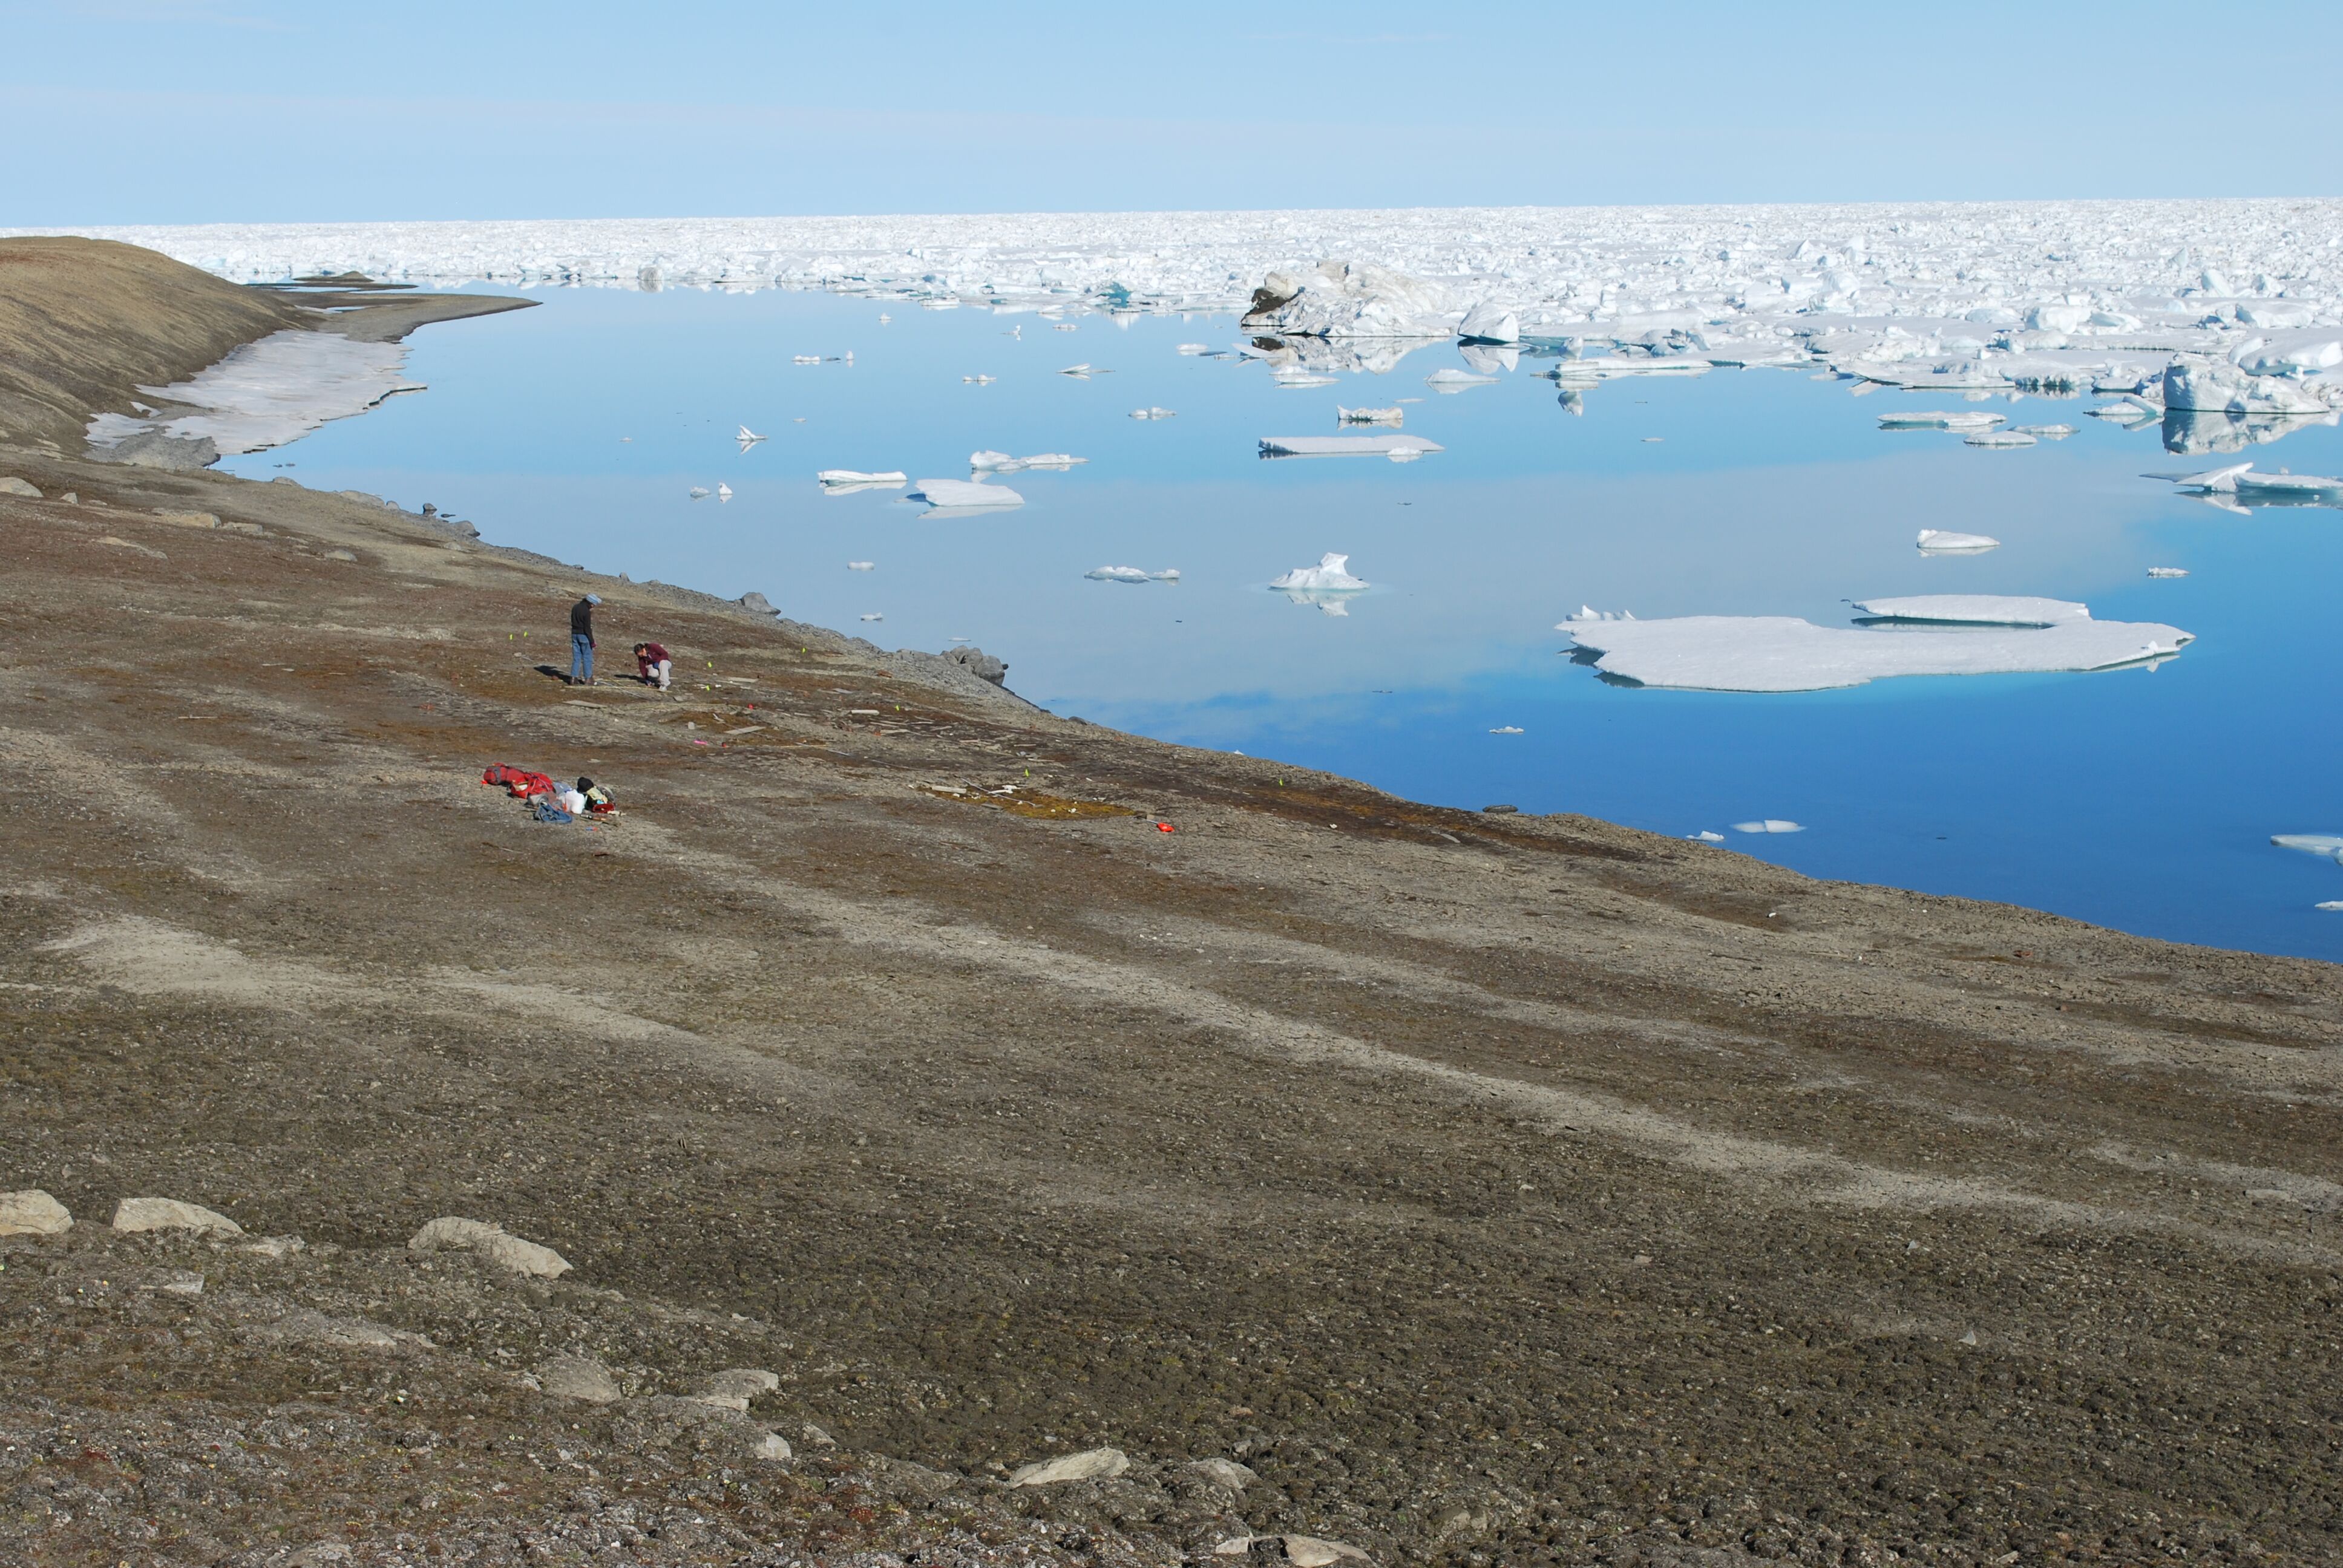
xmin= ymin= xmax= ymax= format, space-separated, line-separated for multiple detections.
xmin=2162 ymin=407 xmax=2342 ymax=455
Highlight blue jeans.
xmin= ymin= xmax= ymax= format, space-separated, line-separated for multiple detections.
xmin=570 ymin=633 xmax=594 ymax=683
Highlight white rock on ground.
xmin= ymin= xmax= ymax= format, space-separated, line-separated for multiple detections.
xmin=693 ymin=1367 xmax=781 ymax=1409
xmin=1280 ymin=1538 xmax=1372 ymax=1567
xmin=1008 ymin=1446 xmax=1130 ymax=1485
xmin=1185 ymin=1457 xmax=1259 ymax=1490
xmin=537 ymin=1354 xmax=622 ymax=1403
xmin=753 ymin=1433 xmax=793 ymax=1461
xmin=112 ymin=1197 xmax=243 ymax=1236
xmin=0 ymin=1190 xmax=72 ymax=1236
xmin=0 ymin=477 xmax=41 ymax=497
xmin=407 ymin=1215 xmax=572 ymax=1278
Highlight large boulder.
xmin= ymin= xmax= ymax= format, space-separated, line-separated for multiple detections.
xmin=941 ymin=645 xmax=1007 ymax=685
xmin=0 ymin=477 xmax=41 ymax=498
xmin=1008 ymin=1446 xmax=1130 ymax=1486
xmin=407 ymin=1216 xmax=571 ymax=1278
xmin=1241 ymin=261 xmax=1457 ymax=340
xmin=112 ymin=1197 xmax=243 ymax=1236
xmin=0 ymin=1189 xmax=71 ymax=1236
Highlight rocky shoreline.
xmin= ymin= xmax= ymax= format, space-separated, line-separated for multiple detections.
xmin=3 ymin=240 xmax=2340 ymax=1567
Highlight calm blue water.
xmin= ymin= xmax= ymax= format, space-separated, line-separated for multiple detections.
xmin=225 ymin=286 xmax=2343 ymax=959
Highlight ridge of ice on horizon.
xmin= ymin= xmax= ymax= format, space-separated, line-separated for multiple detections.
xmin=31 ymin=201 xmax=2343 ymax=351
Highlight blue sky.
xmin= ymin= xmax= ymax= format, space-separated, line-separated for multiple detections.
xmin=7 ymin=0 xmax=2340 ymax=224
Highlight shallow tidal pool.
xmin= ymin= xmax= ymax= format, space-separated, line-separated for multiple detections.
xmin=224 ymin=285 xmax=2343 ymax=959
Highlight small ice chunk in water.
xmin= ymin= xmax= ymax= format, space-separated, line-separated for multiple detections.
xmin=2145 ymin=461 xmax=2252 ymax=492
xmin=1965 ymin=431 xmax=2037 ymax=448
xmin=689 ymin=486 xmax=710 ymax=499
xmin=2147 ymin=566 xmax=2189 ymax=578
xmin=1878 ymin=410 xmax=2005 ymax=431
xmin=1176 ymin=344 xmax=1210 ymax=354
xmin=1691 ymin=830 xmax=1727 ymax=843
xmin=716 ymin=483 xmax=733 ymax=502
xmin=1018 ymin=453 xmax=1086 ymax=468
xmin=737 ymin=425 xmax=765 ymax=448
xmin=1489 ymin=725 xmax=1524 ymax=734
xmin=1271 ymin=553 xmax=1368 ymax=591
xmin=1258 ymin=434 xmax=1443 ymax=458
xmin=2010 ymin=423 xmax=2075 ymax=439
xmin=1130 ymin=407 xmax=1176 ymax=419
xmin=860 ymin=613 xmax=883 ymax=621
xmin=963 ymin=374 xmax=995 ymax=384
xmin=1426 ymin=368 xmax=1498 ymax=391
xmin=818 ymin=469 xmax=907 ymax=489
xmin=2319 ymin=901 xmax=2343 ymax=912
xmin=1916 ymin=529 xmax=2000 ymax=553
xmin=847 ymin=561 xmax=875 ymax=570
xmin=1337 ymin=406 xmax=1404 ymax=425
xmin=969 ymin=449 xmax=1020 ymax=471
xmin=2270 ymin=834 xmax=2343 ymax=858
xmin=1060 ymin=364 xmax=1093 ymax=376
xmin=1557 ymin=606 xmax=1633 ymax=624
xmin=1273 ymin=370 xmax=1339 ymax=388
xmin=1852 ymin=595 xmax=2089 ymax=626
xmin=1732 ymin=820 xmax=1804 ymax=834
xmin=1085 ymin=566 xmax=1153 ymax=583
xmin=793 ymin=355 xmax=820 ymax=365
xmin=908 ymin=478 xmax=1024 ymax=508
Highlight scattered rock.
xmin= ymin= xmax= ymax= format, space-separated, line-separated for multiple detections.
xmin=695 ymin=1367 xmax=780 ymax=1408
xmin=153 ymin=509 xmax=221 ymax=528
xmin=802 ymin=1423 xmax=836 ymax=1448
xmin=244 ymin=1234 xmax=306 ymax=1258
xmin=0 ymin=477 xmax=41 ymax=498
xmin=324 ymin=549 xmax=358 ymax=561
xmin=0 ymin=1189 xmax=71 ymax=1236
xmin=59 ymin=491 xmax=77 ymax=504
xmin=753 ymin=1432 xmax=793 ymax=1461
xmin=407 ymin=1215 xmax=571 ymax=1278
xmin=1185 ymin=1457 xmax=1259 ymax=1491
xmin=739 ymin=590 xmax=776 ymax=615
xmin=111 ymin=1197 xmax=244 ymax=1236
xmin=97 ymin=429 xmax=219 ymax=469
xmin=1273 ymin=1537 xmax=1371 ymax=1566
xmin=942 ymin=645 xmax=1008 ymax=685
xmin=289 ymin=1545 xmax=355 ymax=1567
xmin=537 ymin=1353 xmax=622 ymax=1403
xmin=1008 ymin=1446 xmax=1130 ymax=1486
xmin=247 ymin=1306 xmax=402 ymax=1350
xmin=1482 ymin=803 xmax=1519 ymax=814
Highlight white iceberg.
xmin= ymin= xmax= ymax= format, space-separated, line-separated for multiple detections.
xmin=1458 ymin=302 xmax=1522 ymax=344
xmin=1130 ymin=407 xmax=1176 ymax=419
xmin=688 ymin=486 xmax=710 ymax=499
xmin=1017 ymin=452 xmax=1086 ymax=468
xmin=2163 ymin=354 xmax=2333 ymax=416
xmin=1337 ymin=406 xmax=1403 ymax=425
xmin=736 ymin=425 xmax=765 ymax=450
xmin=848 ymin=560 xmax=875 ymax=570
xmin=2272 ymin=834 xmax=2343 ymax=860
xmin=817 ymin=469 xmax=907 ymax=489
xmin=1271 ymin=553 xmax=1368 ymax=591
xmin=1425 ymin=367 xmax=1498 ymax=391
xmin=1732 ymin=820 xmax=1804 ymax=834
xmin=963 ymin=374 xmax=995 ymax=384
xmin=792 ymin=355 xmax=820 ymax=364
xmin=1242 ymin=260 xmax=1458 ymax=340
xmin=1852 ymin=595 xmax=2090 ymax=626
xmin=2147 ymin=567 xmax=2189 ymax=577
xmin=716 ymin=482 xmax=733 ymax=501
xmin=1086 ymin=566 xmax=1151 ymax=582
xmin=1567 ymin=615 xmax=2194 ymax=691
xmin=1692 ymin=830 xmax=1726 ymax=843
xmin=1965 ymin=431 xmax=2037 ymax=448
xmin=969 ymin=449 xmax=1020 ymax=471
xmin=1877 ymin=410 xmax=2005 ymax=431
xmin=1258 ymin=434 xmax=1443 ymax=459
xmin=1271 ymin=370 xmax=1339 ymax=388
xmin=908 ymin=478 xmax=1024 ymax=508
xmin=1060 ymin=363 xmax=1093 ymax=376
xmin=1915 ymin=529 xmax=1999 ymax=553
xmin=2147 ymin=460 xmax=2253 ymax=492
xmin=1489 ymin=725 xmax=1524 ymax=734
xmin=1176 ymin=343 xmax=1210 ymax=354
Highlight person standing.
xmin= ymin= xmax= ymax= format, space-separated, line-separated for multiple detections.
xmin=569 ymin=593 xmax=600 ymax=685
xmin=634 ymin=641 xmax=672 ymax=691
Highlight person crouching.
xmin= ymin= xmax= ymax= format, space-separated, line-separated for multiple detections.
xmin=635 ymin=641 xmax=672 ymax=691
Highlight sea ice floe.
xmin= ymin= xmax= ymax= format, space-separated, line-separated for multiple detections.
xmin=860 ymin=613 xmax=883 ymax=621
xmin=2272 ymin=834 xmax=2343 ymax=860
xmin=1876 ymin=410 xmax=2005 ymax=431
xmin=970 ymin=451 xmax=1086 ymax=472
xmin=1084 ymin=566 xmax=1179 ymax=583
xmin=1129 ymin=407 xmax=1176 ymax=419
xmin=1852 ymin=595 xmax=2090 ymax=626
xmin=1337 ymin=406 xmax=1403 ymax=425
xmin=817 ymin=469 xmax=907 ymax=490
xmin=1543 ymin=357 xmax=1711 ymax=381
xmin=1242 ymin=260 xmax=1459 ymax=340
xmin=1271 ymin=553 xmax=1368 ymax=591
xmin=2318 ymin=901 xmax=2343 ymax=912
xmin=688 ymin=486 xmax=710 ymax=499
xmin=2236 ymin=470 xmax=2343 ymax=499
xmin=847 ymin=561 xmax=875 ymax=570
xmin=2010 ymin=423 xmax=2075 ymax=439
xmin=736 ymin=425 xmax=765 ymax=449
xmin=2163 ymin=353 xmax=2335 ymax=416
xmin=1732 ymin=820 xmax=1804 ymax=834
xmin=1915 ymin=529 xmax=1999 ymax=553
xmin=1060 ymin=364 xmax=1092 ymax=376
xmin=1176 ymin=343 xmax=1210 ymax=354
xmin=908 ymin=478 xmax=1023 ymax=508
xmin=1964 ymin=431 xmax=2037 ymax=448
xmin=1257 ymin=434 xmax=1443 ymax=459
xmin=1691 ymin=830 xmax=1727 ymax=843
xmin=715 ymin=482 xmax=733 ymax=502
xmin=1272 ymin=370 xmax=1340 ymax=388
xmin=2147 ymin=460 xmax=2255 ymax=491
xmin=1557 ymin=606 xmax=1634 ymax=624
xmin=80 ymin=328 xmax=421 ymax=459
xmin=1424 ymin=368 xmax=1498 ymax=391
xmin=793 ymin=355 xmax=820 ymax=364
xmin=2147 ymin=567 xmax=2189 ymax=577
xmin=1566 ymin=614 xmax=2193 ymax=691
xmin=1489 ymin=726 xmax=1524 ymax=734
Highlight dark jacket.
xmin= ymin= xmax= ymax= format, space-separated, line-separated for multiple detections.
xmin=569 ymin=598 xmax=595 ymax=644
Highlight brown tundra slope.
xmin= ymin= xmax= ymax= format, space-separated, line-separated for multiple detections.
xmin=0 ymin=242 xmax=2339 ymax=1568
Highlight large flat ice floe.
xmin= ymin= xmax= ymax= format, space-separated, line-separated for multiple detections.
xmin=1567 ymin=615 xmax=2192 ymax=691
xmin=1258 ymin=434 xmax=1443 ymax=459
xmin=907 ymin=478 xmax=1022 ymax=509
xmin=84 ymin=328 xmax=419 ymax=458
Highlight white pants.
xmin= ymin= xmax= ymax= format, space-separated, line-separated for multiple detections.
xmin=652 ymin=659 xmax=671 ymax=690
